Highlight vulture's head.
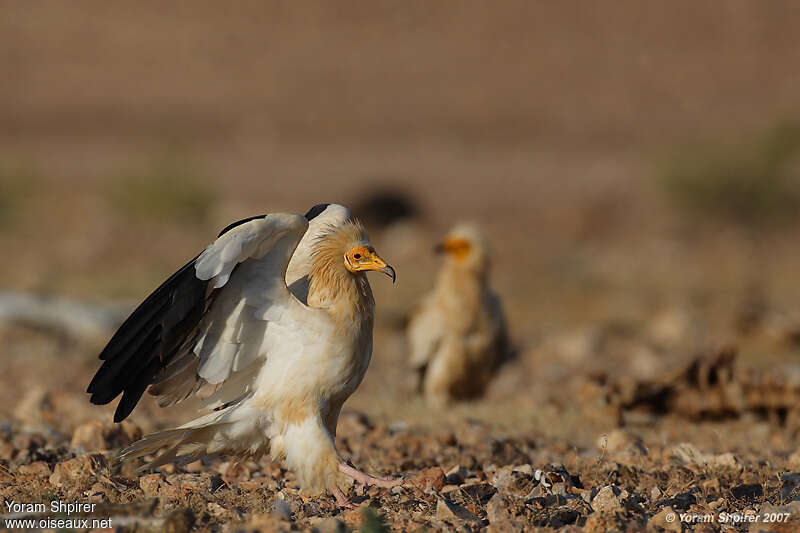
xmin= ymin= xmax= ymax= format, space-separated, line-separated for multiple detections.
xmin=435 ymin=223 xmax=490 ymax=275
xmin=314 ymin=220 xmax=396 ymax=283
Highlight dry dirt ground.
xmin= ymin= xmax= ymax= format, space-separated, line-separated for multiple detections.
xmin=3 ymin=2 xmax=800 ymax=532
xmin=3 ymin=311 xmax=800 ymax=532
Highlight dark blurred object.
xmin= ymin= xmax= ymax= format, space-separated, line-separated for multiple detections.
xmin=581 ymin=346 xmax=800 ymax=426
xmin=660 ymin=120 xmax=800 ymax=231
xmin=735 ymin=283 xmax=769 ymax=335
xmin=351 ymin=188 xmax=421 ymax=229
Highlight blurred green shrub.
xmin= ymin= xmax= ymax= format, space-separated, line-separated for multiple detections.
xmin=107 ymin=155 xmax=215 ymax=226
xmin=361 ymin=505 xmax=390 ymax=533
xmin=660 ymin=121 xmax=800 ymax=230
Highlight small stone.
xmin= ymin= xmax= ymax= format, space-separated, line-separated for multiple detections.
xmin=659 ymin=491 xmax=696 ymax=510
xmin=310 ymin=517 xmax=347 ymax=533
xmin=445 ymin=464 xmax=467 ymax=485
xmin=512 ymin=464 xmax=534 ymax=476
xmin=669 ymin=442 xmax=706 ymax=465
xmin=71 ymin=421 xmax=106 ymax=451
xmin=17 ymin=461 xmax=51 ymax=477
xmin=591 ymin=485 xmax=625 ymax=513
xmin=412 ymin=467 xmax=446 ymax=493
xmin=176 ymin=474 xmax=209 ymax=492
xmin=273 ymin=498 xmax=292 ymax=520
xmin=584 ymin=512 xmax=629 ymax=533
xmin=731 ymin=483 xmax=763 ymax=500
xmin=600 ymin=429 xmax=634 ymax=454
xmin=441 ymin=484 xmax=460 ymax=495
xmin=781 ymin=473 xmax=800 ymax=501
xmin=782 ymin=472 xmax=800 ymax=484
xmin=49 ymin=453 xmax=108 ymax=488
xmin=184 ymin=460 xmax=204 ymax=473
xmin=487 ymin=519 xmax=525 ymax=533
xmin=708 ymin=497 xmax=725 ymax=510
xmin=649 ymin=506 xmax=682 ymax=532
xmin=650 ymin=486 xmax=663 ymax=501
xmin=460 ymin=481 xmax=497 ymax=504
xmin=712 ymin=452 xmax=740 ymax=470
xmin=486 ymin=493 xmax=514 ymax=523
xmin=0 ymin=440 xmax=16 ymax=461
xmin=435 ymin=496 xmax=480 ymax=523
xmin=492 ymin=465 xmax=534 ymax=496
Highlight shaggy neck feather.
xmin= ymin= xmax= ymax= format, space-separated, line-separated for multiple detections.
xmin=307 ymin=228 xmax=375 ymax=326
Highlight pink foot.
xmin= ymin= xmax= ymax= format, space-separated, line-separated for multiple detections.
xmin=330 ymin=485 xmax=357 ymax=509
xmin=338 ymin=461 xmax=403 ymax=490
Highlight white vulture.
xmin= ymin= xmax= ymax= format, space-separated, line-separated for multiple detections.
xmin=87 ymin=204 xmax=400 ymax=506
xmin=407 ymin=223 xmax=508 ymax=406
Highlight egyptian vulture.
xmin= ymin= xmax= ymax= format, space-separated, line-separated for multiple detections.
xmin=407 ymin=223 xmax=508 ymax=406
xmin=87 ymin=204 xmax=399 ymax=506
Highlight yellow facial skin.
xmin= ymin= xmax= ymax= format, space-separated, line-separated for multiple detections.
xmin=438 ymin=237 xmax=473 ymax=261
xmin=345 ymin=245 xmax=396 ymax=282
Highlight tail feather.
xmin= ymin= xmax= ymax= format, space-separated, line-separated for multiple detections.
xmin=115 ymin=401 xmax=267 ymax=472
xmin=116 ymin=424 xmax=226 ymax=473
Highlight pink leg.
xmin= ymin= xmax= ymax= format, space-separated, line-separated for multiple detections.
xmin=338 ymin=461 xmax=403 ymax=489
xmin=330 ymin=485 xmax=356 ymax=509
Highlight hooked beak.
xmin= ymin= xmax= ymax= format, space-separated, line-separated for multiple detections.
xmin=358 ymin=252 xmax=396 ymax=283
xmin=381 ymin=264 xmax=396 ymax=283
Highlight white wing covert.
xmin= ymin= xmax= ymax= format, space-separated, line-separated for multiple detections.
xmin=191 ymin=214 xmax=310 ymax=382
xmin=88 ymin=211 xmax=329 ymax=421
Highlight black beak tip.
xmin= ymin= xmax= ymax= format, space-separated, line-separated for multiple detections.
xmin=385 ymin=265 xmax=396 ymax=284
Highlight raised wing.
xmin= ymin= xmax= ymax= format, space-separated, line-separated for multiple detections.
xmin=87 ymin=213 xmax=310 ymax=422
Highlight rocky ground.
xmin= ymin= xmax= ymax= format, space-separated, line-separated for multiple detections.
xmin=2 ymin=317 xmax=800 ymax=532
xmin=1 ymin=408 xmax=800 ymax=532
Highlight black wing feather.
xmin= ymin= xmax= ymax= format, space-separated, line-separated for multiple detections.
xmin=304 ymin=203 xmax=330 ymax=221
xmin=115 ymin=355 xmax=165 ymax=422
xmin=87 ymin=254 xmax=211 ymax=421
xmin=87 ymin=211 xmax=312 ymax=422
xmin=216 ymin=214 xmax=267 ymax=237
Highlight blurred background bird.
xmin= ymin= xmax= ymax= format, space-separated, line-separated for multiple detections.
xmin=86 ymin=204 xmax=400 ymax=507
xmin=407 ymin=223 xmax=509 ymax=406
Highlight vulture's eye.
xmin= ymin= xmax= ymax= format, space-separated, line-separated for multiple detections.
xmin=353 ymin=253 xmax=362 ymax=260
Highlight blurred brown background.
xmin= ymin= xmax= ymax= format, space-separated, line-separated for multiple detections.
xmin=2 ymin=1 xmax=800 ymax=441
